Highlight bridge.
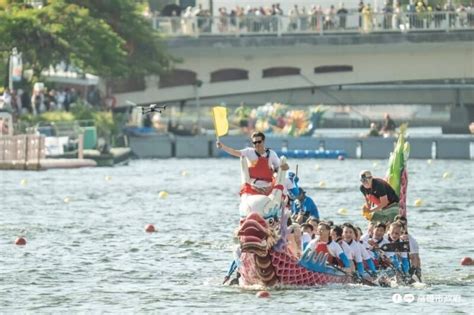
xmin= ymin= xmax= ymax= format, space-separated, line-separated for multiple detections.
xmin=109 ymin=13 xmax=474 ymax=127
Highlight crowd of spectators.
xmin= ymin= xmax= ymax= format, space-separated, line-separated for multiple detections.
xmin=149 ymin=1 xmax=474 ymax=34
xmin=0 ymin=85 xmax=116 ymax=117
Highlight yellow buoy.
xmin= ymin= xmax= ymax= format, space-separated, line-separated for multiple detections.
xmin=181 ymin=170 xmax=188 ymax=177
xmin=338 ymin=208 xmax=348 ymax=215
xmin=414 ymin=199 xmax=423 ymax=207
xmin=158 ymin=191 xmax=169 ymax=199
xmin=372 ymin=162 xmax=379 ymax=168
xmin=20 ymin=179 xmax=28 ymax=186
xmin=64 ymin=197 xmax=70 ymax=203
xmin=442 ymin=172 xmax=451 ymax=179
xmin=319 ymin=181 xmax=326 ymax=188
xmin=427 ymin=159 xmax=432 ymax=165
xmin=314 ymin=164 xmax=320 ymax=171
xmin=104 ymin=176 xmax=112 ymax=181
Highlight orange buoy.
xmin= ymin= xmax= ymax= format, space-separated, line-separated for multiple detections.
xmin=145 ymin=224 xmax=156 ymax=233
xmin=256 ymin=290 xmax=270 ymax=298
xmin=338 ymin=155 xmax=345 ymax=161
xmin=461 ymin=257 xmax=473 ymax=266
xmin=15 ymin=237 xmax=26 ymax=246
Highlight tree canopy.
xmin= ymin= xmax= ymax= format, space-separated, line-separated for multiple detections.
xmin=0 ymin=0 xmax=172 ymax=86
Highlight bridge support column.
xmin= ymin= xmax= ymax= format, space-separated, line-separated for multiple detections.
xmin=443 ymin=91 xmax=472 ymax=134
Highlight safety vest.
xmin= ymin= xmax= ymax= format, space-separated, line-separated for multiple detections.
xmin=315 ymin=241 xmax=336 ymax=265
xmin=248 ymin=149 xmax=274 ymax=182
xmin=240 ymin=149 xmax=277 ymax=196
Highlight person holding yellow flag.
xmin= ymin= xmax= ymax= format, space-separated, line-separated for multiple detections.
xmin=217 ymin=131 xmax=289 ymax=195
xmin=212 ymin=106 xmax=289 ymax=195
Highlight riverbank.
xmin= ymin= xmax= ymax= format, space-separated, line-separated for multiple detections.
xmin=127 ymin=133 xmax=474 ymax=159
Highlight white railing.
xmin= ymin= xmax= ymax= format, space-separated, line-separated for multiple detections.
xmin=151 ymin=11 xmax=474 ymax=37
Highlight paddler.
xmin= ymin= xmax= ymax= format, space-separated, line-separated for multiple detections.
xmin=359 ymin=170 xmax=400 ymax=222
xmin=216 ymin=131 xmax=289 ymax=195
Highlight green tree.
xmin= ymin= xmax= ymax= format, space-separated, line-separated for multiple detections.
xmin=64 ymin=0 xmax=172 ymax=77
xmin=0 ymin=0 xmax=172 ymax=86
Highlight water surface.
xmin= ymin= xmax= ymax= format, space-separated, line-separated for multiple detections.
xmin=1 ymin=159 xmax=473 ymax=313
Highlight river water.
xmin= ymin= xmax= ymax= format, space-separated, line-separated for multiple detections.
xmin=1 ymin=158 xmax=473 ymax=313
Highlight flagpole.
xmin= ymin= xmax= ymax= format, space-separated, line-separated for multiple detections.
xmin=8 ymin=50 xmax=13 ymax=90
xmin=211 ymin=108 xmax=219 ymax=142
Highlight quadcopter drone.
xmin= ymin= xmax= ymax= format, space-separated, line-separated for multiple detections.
xmin=126 ymin=100 xmax=167 ymax=115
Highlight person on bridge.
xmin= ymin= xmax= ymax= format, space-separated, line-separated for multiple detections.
xmin=216 ymin=131 xmax=289 ymax=195
xmin=359 ymin=170 xmax=400 ymax=223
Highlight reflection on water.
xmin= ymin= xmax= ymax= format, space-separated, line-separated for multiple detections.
xmin=0 ymin=159 xmax=473 ymax=312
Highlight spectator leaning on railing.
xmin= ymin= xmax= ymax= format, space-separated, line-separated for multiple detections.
xmin=149 ymin=2 xmax=474 ymax=36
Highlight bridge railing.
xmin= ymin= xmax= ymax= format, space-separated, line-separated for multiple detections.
xmin=151 ymin=11 xmax=474 ymax=37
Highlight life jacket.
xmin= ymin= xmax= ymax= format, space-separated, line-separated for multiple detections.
xmin=367 ymin=194 xmax=381 ymax=206
xmin=240 ymin=149 xmax=276 ymax=196
xmin=316 ymin=241 xmax=336 ymax=265
xmin=248 ymin=149 xmax=274 ymax=182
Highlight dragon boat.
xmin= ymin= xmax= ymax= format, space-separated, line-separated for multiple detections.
xmin=233 ymin=127 xmax=411 ymax=287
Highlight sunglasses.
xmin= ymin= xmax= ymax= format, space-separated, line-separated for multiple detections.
xmin=252 ymin=140 xmax=263 ymax=145
xmin=360 ymin=176 xmax=372 ymax=182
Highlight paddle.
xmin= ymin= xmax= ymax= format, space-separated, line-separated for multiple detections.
xmin=223 ymin=260 xmax=238 ymax=285
xmin=329 ymin=263 xmax=378 ymax=287
xmin=380 ymin=241 xmax=410 ymax=252
xmin=211 ymin=106 xmax=229 ymax=143
xmin=373 ymin=248 xmax=413 ymax=285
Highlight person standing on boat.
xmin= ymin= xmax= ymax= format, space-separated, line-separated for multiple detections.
xmin=216 ymin=131 xmax=289 ymax=195
xmin=359 ymin=170 xmax=400 ymax=223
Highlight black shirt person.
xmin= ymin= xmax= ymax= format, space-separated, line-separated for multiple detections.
xmin=359 ymin=170 xmax=399 ymax=214
xmin=381 ymin=113 xmax=396 ymax=133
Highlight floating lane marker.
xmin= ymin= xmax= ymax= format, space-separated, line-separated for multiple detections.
xmin=337 ymin=208 xmax=348 ymax=216
xmin=442 ymin=172 xmax=451 ymax=179
xmin=158 ymin=191 xmax=169 ymax=199
xmin=414 ymin=199 xmax=423 ymax=207
xmin=256 ymin=290 xmax=270 ymax=298
xmin=15 ymin=237 xmax=26 ymax=246
xmin=145 ymin=224 xmax=156 ymax=233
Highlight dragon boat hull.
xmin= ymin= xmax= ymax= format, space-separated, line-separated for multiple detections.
xmin=240 ymin=251 xmax=352 ymax=287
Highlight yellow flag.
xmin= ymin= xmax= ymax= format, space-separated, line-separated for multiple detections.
xmin=211 ymin=106 xmax=228 ymax=137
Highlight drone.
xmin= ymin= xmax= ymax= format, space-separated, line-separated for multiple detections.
xmin=126 ymin=100 xmax=167 ymax=115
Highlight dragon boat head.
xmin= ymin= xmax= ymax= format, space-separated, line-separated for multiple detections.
xmin=237 ymin=212 xmax=281 ymax=257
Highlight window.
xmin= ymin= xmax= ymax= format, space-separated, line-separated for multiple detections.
xmin=211 ymin=69 xmax=249 ymax=83
xmin=159 ymin=69 xmax=197 ymax=88
xmin=314 ymin=65 xmax=353 ymax=74
xmin=263 ymin=67 xmax=301 ymax=78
